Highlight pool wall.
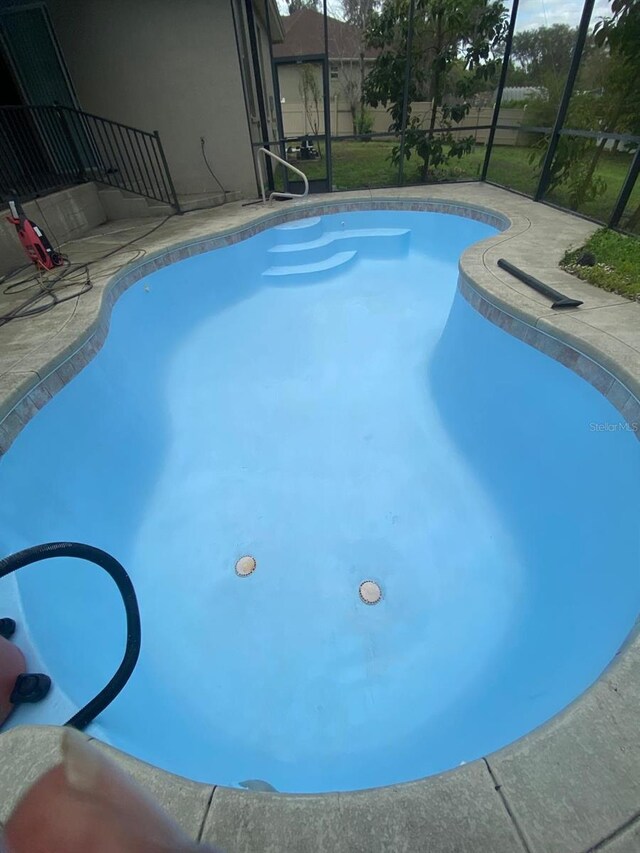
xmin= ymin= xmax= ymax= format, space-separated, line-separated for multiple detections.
xmin=0 ymin=184 xmax=639 ymax=852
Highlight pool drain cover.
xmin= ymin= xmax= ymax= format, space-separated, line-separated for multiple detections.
xmin=359 ymin=580 xmax=382 ymax=605
xmin=235 ymin=555 xmax=256 ymax=577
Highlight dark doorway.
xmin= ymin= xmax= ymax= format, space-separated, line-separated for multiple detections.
xmin=0 ymin=43 xmax=23 ymax=105
xmin=0 ymin=42 xmax=54 ymax=202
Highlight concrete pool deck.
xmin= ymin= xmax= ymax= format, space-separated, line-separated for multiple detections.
xmin=0 ymin=183 xmax=638 ymax=852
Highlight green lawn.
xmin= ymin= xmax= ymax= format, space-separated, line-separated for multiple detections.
xmin=276 ymin=138 xmax=482 ymax=189
xmin=275 ymin=139 xmax=640 ymax=233
xmin=562 ymin=228 xmax=640 ymax=300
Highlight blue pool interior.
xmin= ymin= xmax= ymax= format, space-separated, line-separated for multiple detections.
xmin=0 ymin=210 xmax=639 ymax=793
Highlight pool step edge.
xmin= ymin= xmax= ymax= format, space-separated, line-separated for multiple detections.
xmin=268 ymin=228 xmax=410 ymax=255
xmin=272 ymin=217 xmax=323 ymax=243
xmin=262 ymin=249 xmax=357 ymax=278
xmin=268 ymin=228 xmax=411 ymax=268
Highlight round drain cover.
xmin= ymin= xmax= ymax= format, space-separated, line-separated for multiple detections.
xmin=235 ymin=555 xmax=256 ymax=577
xmin=359 ymin=580 xmax=382 ymax=604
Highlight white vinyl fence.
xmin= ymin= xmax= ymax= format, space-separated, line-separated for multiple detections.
xmin=281 ymin=101 xmax=526 ymax=146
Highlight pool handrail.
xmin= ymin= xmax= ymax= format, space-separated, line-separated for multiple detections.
xmin=256 ymin=147 xmax=309 ymax=204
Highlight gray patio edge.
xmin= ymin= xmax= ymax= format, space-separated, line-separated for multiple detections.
xmin=0 ymin=184 xmax=638 ymax=852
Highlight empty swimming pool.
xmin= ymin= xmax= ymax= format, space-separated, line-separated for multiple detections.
xmin=0 ymin=209 xmax=638 ymax=793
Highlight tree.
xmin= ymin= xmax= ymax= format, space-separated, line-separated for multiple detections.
xmin=526 ymin=78 xmax=609 ymax=212
xmin=593 ymin=0 xmax=640 ymax=59
xmin=510 ymin=25 xmax=577 ymax=87
xmin=287 ymin=0 xmax=318 ymax=12
xmin=594 ymin=0 xmax=640 ymax=231
xmin=343 ymin=0 xmax=379 ymax=133
xmin=566 ymin=54 xmax=639 ymax=211
xmin=364 ymin=0 xmax=507 ymax=180
xmin=298 ymin=64 xmax=323 ymax=155
xmin=335 ymin=66 xmax=362 ymax=134
xmin=587 ymin=0 xmax=640 ymax=226
xmin=502 ymin=62 xmax=529 ymax=88
xmin=528 ymin=1 xmax=640 ymax=217
xmin=528 ymin=115 xmax=607 ymax=212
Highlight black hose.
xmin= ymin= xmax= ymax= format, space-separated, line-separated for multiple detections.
xmin=0 ymin=214 xmax=173 ymax=327
xmin=200 ymin=137 xmax=229 ymax=196
xmin=0 ymin=265 xmax=93 ymax=327
xmin=0 ymin=542 xmax=141 ymax=731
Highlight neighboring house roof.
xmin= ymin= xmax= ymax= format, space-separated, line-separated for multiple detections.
xmin=273 ymin=9 xmax=378 ymax=61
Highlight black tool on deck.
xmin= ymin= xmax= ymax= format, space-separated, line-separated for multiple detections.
xmin=497 ymin=259 xmax=583 ymax=309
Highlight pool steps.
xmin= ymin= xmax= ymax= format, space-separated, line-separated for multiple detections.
xmin=264 ymin=221 xmax=410 ymax=278
xmin=273 ymin=216 xmax=323 ymax=235
xmin=262 ymin=250 xmax=357 ymax=278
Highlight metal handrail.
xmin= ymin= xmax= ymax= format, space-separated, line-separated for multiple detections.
xmin=256 ymin=146 xmax=309 ymax=203
xmin=0 ymin=105 xmax=181 ymax=213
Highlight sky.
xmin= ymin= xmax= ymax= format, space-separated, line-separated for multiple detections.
xmin=514 ymin=0 xmax=612 ymax=29
xmin=276 ymin=0 xmax=614 ymax=30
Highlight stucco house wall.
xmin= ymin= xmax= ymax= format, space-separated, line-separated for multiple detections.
xmin=46 ymin=0 xmax=257 ymax=197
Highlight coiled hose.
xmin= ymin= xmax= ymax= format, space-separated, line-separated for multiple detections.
xmin=0 ymin=542 xmax=141 ymax=730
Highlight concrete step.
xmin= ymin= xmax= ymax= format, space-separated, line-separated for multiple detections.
xmin=268 ymin=227 xmax=410 ymax=266
xmin=99 ymin=187 xmax=243 ymax=220
xmin=263 ymin=249 xmax=357 ymax=280
xmin=98 ymin=187 xmax=172 ymax=220
xmin=178 ymin=191 xmax=242 ymax=213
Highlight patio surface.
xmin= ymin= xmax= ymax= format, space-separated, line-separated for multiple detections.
xmin=0 ymin=183 xmax=638 ymax=852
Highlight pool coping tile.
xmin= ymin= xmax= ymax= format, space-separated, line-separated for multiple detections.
xmin=201 ymin=761 xmax=527 ymax=853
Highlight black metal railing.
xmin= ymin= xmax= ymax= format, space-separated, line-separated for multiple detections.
xmin=0 ymin=104 xmax=180 ymax=212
